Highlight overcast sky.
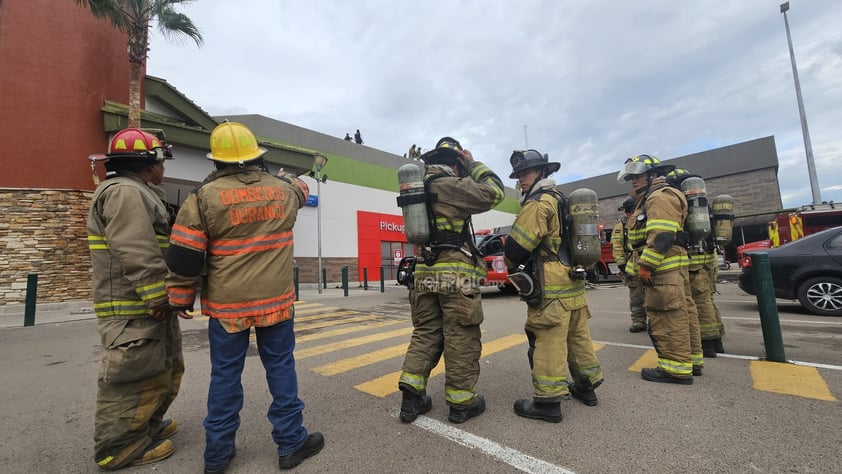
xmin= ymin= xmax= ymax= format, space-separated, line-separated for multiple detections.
xmin=147 ymin=0 xmax=842 ymax=209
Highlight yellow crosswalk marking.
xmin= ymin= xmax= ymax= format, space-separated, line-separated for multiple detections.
xmin=296 ymin=314 xmax=390 ymax=330
xmin=240 ymin=315 xmax=398 ymax=342
xmin=628 ymin=349 xmax=658 ymax=372
xmin=296 ymin=310 xmax=358 ymax=321
xmin=750 ymin=360 xmax=836 ymax=401
xmin=297 ymin=320 xmax=404 ymax=343
xmin=292 ymin=302 xmax=324 ymax=310
xmin=354 ymin=361 xmax=443 ymax=399
xmin=295 ymin=327 xmax=413 ymax=359
xmin=313 ymin=343 xmax=409 ymax=376
xmin=355 ymin=333 xmax=528 ymax=398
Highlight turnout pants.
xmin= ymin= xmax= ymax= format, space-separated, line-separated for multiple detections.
xmin=644 ymin=270 xmax=693 ymax=378
xmin=400 ymin=290 xmax=484 ymax=406
xmin=525 ymin=299 xmax=603 ymax=399
xmin=94 ymin=316 xmax=184 ymax=469
xmin=626 ymin=274 xmax=647 ymax=327
xmin=684 ymin=267 xmax=703 ymax=368
xmin=691 ymin=265 xmax=720 ymax=340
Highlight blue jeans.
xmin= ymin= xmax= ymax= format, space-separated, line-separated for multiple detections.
xmin=204 ymin=318 xmax=308 ymax=468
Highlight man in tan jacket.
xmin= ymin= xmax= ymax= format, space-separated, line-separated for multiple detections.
xmin=398 ymin=137 xmax=504 ymax=425
xmin=87 ymin=128 xmax=183 ymax=470
xmin=167 ymin=122 xmax=323 ymax=472
xmin=504 ymin=149 xmax=604 ymax=422
xmin=612 ymin=197 xmax=648 ymax=333
xmin=618 ymin=154 xmax=695 ymax=384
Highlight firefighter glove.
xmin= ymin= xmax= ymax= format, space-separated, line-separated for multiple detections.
xmin=170 ymin=304 xmax=194 ymax=319
xmin=150 ymin=302 xmax=173 ymax=320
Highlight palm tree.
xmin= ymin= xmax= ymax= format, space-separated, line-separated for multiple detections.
xmin=75 ymin=0 xmax=203 ymax=128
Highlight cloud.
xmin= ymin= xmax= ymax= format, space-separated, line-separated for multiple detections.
xmin=148 ymin=0 xmax=842 ymax=208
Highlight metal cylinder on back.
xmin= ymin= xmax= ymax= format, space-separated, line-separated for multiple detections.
xmin=397 ymin=163 xmax=430 ymax=245
xmin=681 ymin=176 xmax=712 ymax=245
xmin=567 ymin=188 xmax=601 ymax=267
xmin=711 ymin=194 xmax=735 ymax=245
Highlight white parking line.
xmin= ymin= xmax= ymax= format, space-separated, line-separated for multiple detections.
xmin=406 ymin=415 xmax=575 ymax=474
xmin=596 ymin=310 xmax=842 ymax=327
xmin=593 ymin=340 xmax=842 ymax=371
xmin=720 ymin=315 xmax=842 ymax=326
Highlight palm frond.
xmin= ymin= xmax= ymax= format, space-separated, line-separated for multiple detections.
xmin=73 ymin=0 xmax=130 ymax=31
xmin=156 ymin=6 xmax=204 ymax=45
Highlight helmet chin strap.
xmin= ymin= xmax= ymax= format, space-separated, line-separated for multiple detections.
xmin=636 ymin=172 xmax=659 ymax=197
xmin=517 ymin=167 xmax=548 ymax=197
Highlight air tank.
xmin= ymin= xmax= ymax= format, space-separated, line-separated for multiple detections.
xmin=680 ymin=176 xmax=711 ymax=245
xmin=396 ymin=163 xmax=430 ymax=245
xmin=711 ymin=194 xmax=735 ymax=245
xmin=567 ymin=188 xmax=601 ymax=268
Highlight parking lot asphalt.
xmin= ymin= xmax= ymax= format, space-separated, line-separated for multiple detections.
xmin=1 ymin=272 xmax=840 ymax=473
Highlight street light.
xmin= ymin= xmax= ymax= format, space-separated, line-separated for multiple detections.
xmin=313 ymin=154 xmax=328 ymax=294
xmin=780 ymin=1 xmax=822 ymax=205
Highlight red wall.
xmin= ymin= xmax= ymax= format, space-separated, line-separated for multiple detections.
xmin=357 ymin=210 xmax=407 ymax=281
xmin=0 ymin=0 xmax=134 ymax=190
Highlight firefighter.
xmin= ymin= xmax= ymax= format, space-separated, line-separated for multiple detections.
xmin=613 ymin=196 xmax=648 ymax=332
xmin=667 ymin=168 xmax=725 ymax=358
xmin=398 ymin=137 xmax=504 ymax=424
xmin=618 ymin=155 xmax=695 ymax=384
xmin=504 ymin=150 xmax=604 ymax=422
xmin=166 ymin=122 xmax=323 ymax=471
xmin=87 ymin=128 xmax=183 ymax=469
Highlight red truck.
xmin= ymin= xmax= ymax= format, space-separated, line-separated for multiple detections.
xmin=475 ymin=231 xmax=516 ymax=293
xmin=586 ymin=226 xmax=622 ymax=283
xmin=737 ymin=204 xmax=842 ymax=267
xmin=477 ymin=226 xmax=622 ymax=287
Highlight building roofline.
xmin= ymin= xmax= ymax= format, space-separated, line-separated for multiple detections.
xmin=100 ymin=101 xmax=317 ymax=175
xmin=144 ymin=75 xmax=218 ymax=130
xmin=558 ymin=136 xmax=780 ymax=199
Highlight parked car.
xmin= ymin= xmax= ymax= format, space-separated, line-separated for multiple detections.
xmin=736 ymin=239 xmax=772 ymax=267
xmin=475 ymin=233 xmax=517 ymax=293
xmin=396 ymin=255 xmax=416 ymax=288
xmin=738 ymin=226 xmax=842 ymax=316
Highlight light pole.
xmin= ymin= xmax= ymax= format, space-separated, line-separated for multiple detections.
xmin=313 ymin=154 xmax=328 ymax=294
xmin=780 ymin=1 xmax=822 ymax=205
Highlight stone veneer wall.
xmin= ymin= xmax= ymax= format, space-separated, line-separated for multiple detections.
xmin=0 ymin=189 xmax=369 ymax=305
xmin=0 ymin=189 xmax=93 ymax=305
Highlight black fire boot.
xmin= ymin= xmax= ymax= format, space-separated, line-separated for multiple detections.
xmin=693 ymin=365 xmax=703 ymax=376
xmin=513 ymin=397 xmax=562 ymax=423
xmin=641 ymin=368 xmax=693 ymax=385
xmin=702 ymin=339 xmax=717 ymax=358
xmin=278 ymin=433 xmax=324 ymax=470
xmin=448 ymin=395 xmax=486 ymax=424
xmin=714 ymin=338 xmax=725 ymax=354
xmin=569 ymin=382 xmax=600 ymax=407
xmin=398 ymin=384 xmax=432 ymax=423
xmin=629 ymin=322 xmax=647 ymax=333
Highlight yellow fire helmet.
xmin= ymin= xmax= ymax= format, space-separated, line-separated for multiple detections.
xmin=207 ymin=121 xmax=267 ymax=163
